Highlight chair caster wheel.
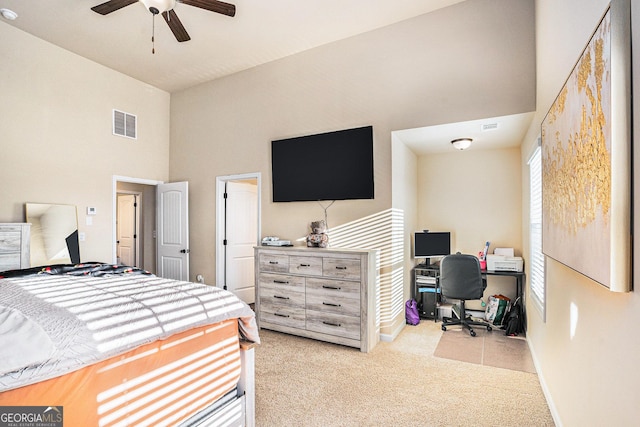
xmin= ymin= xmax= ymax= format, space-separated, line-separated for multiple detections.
xmin=470 ymin=330 xmax=476 ymax=337
xmin=442 ymin=325 xmax=447 ymax=331
xmin=487 ymin=326 xmax=492 ymax=332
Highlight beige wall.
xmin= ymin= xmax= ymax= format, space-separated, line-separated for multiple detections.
xmin=521 ymin=0 xmax=640 ymax=424
xmin=169 ymin=0 xmax=535 ymax=333
xmin=0 ymin=23 xmax=171 ymax=264
xmin=418 ymin=147 xmax=523 ymax=309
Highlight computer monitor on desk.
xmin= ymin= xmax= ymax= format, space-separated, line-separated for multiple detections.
xmin=414 ymin=231 xmax=451 ymax=267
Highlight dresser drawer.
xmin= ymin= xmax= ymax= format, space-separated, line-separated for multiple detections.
xmin=259 ymin=253 xmax=290 ymax=273
xmin=289 ymin=256 xmax=322 ymax=276
xmin=0 ymin=253 xmax=21 ymax=272
xmin=260 ymin=303 xmax=306 ymax=329
xmin=306 ymin=310 xmax=360 ymax=341
xmin=306 ymin=278 xmax=360 ymax=316
xmin=0 ymin=231 xmax=21 ymax=253
xmin=322 ymin=257 xmax=361 ymax=280
xmin=259 ymin=272 xmax=305 ymax=290
xmin=258 ymin=274 xmax=305 ymax=305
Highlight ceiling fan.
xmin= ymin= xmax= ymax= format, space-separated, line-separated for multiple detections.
xmin=91 ymin=0 xmax=236 ymax=46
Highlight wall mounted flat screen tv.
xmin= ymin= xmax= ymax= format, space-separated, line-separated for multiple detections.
xmin=271 ymin=126 xmax=374 ymax=202
xmin=414 ymin=231 xmax=451 ymax=260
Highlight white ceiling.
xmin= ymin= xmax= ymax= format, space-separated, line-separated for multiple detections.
xmin=0 ymin=0 xmax=535 ymax=153
xmin=395 ymin=112 xmax=536 ymax=155
xmin=0 ymin=0 xmax=465 ymax=93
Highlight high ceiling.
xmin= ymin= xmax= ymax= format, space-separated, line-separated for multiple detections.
xmin=1 ymin=0 xmax=534 ymax=153
xmin=0 ymin=0 xmax=465 ymax=93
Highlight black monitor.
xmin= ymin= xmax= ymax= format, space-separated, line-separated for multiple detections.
xmin=414 ymin=231 xmax=451 ymax=264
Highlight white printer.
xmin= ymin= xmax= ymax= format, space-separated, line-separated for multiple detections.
xmin=486 ymin=248 xmax=523 ymax=272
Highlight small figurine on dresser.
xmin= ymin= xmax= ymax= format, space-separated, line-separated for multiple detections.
xmin=306 ymin=220 xmax=329 ymax=248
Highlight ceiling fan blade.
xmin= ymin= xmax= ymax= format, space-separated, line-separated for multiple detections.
xmin=162 ymin=10 xmax=191 ymax=42
xmin=91 ymin=0 xmax=138 ymax=15
xmin=179 ymin=0 xmax=236 ymax=17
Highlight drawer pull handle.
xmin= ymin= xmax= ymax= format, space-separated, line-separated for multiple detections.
xmin=322 ymin=285 xmax=342 ymax=290
xmin=300 ymin=264 xmax=311 ymax=267
xmin=335 ymin=266 xmax=347 ymax=270
xmin=273 ymin=280 xmax=289 ymax=284
xmin=323 ymin=302 xmax=341 ymax=307
xmin=323 ymin=321 xmax=342 ymax=327
xmin=274 ymin=295 xmax=290 ymax=300
xmin=269 ymin=261 xmax=279 ymax=265
xmin=274 ymin=313 xmax=290 ymax=318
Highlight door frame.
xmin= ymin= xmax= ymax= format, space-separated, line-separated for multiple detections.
xmin=116 ymin=191 xmax=142 ymax=267
xmin=112 ymin=175 xmax=164 ymax=265
xmin=215 ymin=172 xmax=262 ymax=290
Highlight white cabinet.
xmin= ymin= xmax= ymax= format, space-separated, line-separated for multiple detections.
xmin=254 ymin=246 xmax=379 ymax=352
xmin=0 ymin=223 xmax=31 ymax=272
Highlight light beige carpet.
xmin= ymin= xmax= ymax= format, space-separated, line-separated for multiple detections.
xmin=254 ymin=321 xmax=554 ymax=426
xmin=434 ymin=325 xmax=536 ymax=373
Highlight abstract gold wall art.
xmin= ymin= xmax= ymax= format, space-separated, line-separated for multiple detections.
xmin=541 ymin=0 xmax=631 ymax=292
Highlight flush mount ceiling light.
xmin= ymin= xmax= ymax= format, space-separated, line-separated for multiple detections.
xmin=451 ymin=138 xmax=473 ymax=150
xmin=0 ymin=8 xmax=18 ymax=20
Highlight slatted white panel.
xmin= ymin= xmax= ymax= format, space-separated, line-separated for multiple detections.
xmin=529 ymin=145 xmax=545 ymax=319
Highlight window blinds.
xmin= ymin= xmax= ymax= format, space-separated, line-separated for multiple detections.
xmin=529 ymin=146 xmax=545 ymax=319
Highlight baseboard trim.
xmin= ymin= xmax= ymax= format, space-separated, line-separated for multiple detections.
xmin=527 ymin=337 xmax=562 ymax=427
xmin=380 ymin=320 xmax=405 ymax=342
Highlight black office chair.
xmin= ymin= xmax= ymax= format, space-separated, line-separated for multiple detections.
xmin=439 ymin=253 xmax=492 ymax=337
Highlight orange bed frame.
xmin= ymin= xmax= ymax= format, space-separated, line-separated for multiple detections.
xmin=0 ymin=319 xmax=245 ymax=426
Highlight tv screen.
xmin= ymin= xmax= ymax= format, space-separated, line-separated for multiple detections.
xmin=414 ymin=232 xmax=451 ymax=259
xmin=271 ymin=126 xmax=374 ymax=202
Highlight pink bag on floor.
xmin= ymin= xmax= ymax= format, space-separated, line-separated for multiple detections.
xmin=405 ymin=299 xmax=420 ymax=325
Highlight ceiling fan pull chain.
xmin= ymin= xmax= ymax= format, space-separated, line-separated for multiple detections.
xmin=151 ymin=12 xmax=156 ymax=54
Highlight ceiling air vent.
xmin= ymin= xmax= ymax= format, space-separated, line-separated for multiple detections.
xmin=481 ymin=123 xmax=499 ymax=132
xmin=113 ymin=109 xmax=137 ymax=139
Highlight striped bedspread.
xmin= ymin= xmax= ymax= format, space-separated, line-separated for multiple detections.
xmin=0 ymin=268 xmax=259 ymax=391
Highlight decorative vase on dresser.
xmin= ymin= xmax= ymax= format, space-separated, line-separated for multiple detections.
xmin=0 ymin=223 xmax=31 ymax=272
xmin=254 ymin=246 xmax=379 ymax=352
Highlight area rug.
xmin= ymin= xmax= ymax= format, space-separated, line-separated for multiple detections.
xmin=433 ymin=325 xmax=536 ymax=373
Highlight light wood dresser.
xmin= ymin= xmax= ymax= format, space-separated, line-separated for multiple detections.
xmin=254 ymin=246 xmax=379 ymax=352
xmin=0 ymin=223 xmax=31 ymax=272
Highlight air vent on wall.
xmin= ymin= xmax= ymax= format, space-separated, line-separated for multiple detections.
xmin=113 ymin=109 xmax=137 ymax=139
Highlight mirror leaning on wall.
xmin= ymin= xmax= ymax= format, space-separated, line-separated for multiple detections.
xmin=25 ymin=203 xmax=79 ymax=267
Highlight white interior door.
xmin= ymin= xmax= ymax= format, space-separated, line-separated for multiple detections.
xmin=225 ymin=181 xmax=258 ymax=303
xmin=116 ymin=194 xmax=137 ymax=266
xmin=157 ymin=181 xmax=189 ymax=281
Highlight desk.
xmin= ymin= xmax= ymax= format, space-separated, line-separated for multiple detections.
xmin=482 ymin=269 xmax=526 ymax=330
xmin=412 ymin=264 xmax=526 ymax=322
xmin=482 ymin=269 xmax=525 ymax=304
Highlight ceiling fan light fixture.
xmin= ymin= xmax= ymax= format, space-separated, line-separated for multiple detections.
xmin=141 ymin=0 xmax=176 ymax=14
xmin=451 ymin=138 xmax=473 ymax=150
